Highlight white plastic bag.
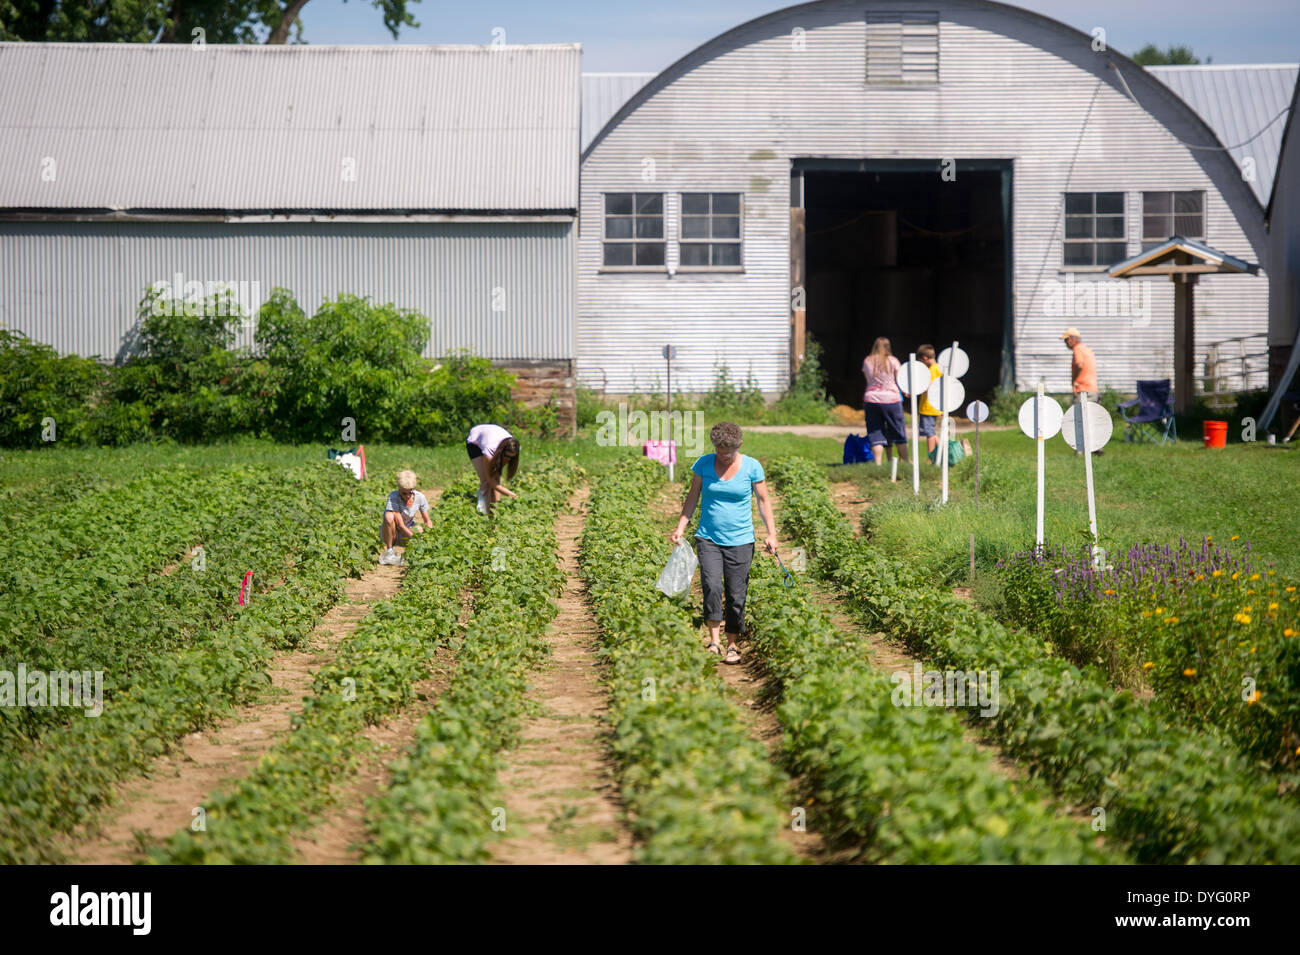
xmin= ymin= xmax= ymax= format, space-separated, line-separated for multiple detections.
xmin=656 ymin=540 xmax=698 ymax=597
xmin=476 ymin=491 xmax=489 ymax=515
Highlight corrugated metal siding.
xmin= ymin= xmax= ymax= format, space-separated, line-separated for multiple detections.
xmin=0 ymin=221 xmax=574 ymax=361
xmin=0 ymin=43 xmax=580 ymax=211
xmin=1149 ymin=64 xmax=1298 ymax=208
xmin=1269 ymin=90 xmax=1300 ymax=348
xmin=582 ymin=73 xmax=655 ymax=153
xmin=577 ymin=0 xmax=1269 ymax=395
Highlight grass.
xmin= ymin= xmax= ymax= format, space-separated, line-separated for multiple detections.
xmin=830 ymin=428 xmax=1300 ymax=579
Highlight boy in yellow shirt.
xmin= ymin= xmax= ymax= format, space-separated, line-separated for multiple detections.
xmin=917 ymin=344 xmax=943 ymax=457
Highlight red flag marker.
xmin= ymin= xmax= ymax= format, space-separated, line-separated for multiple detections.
xmin=239 ymin=570 xmax=253 ymax=606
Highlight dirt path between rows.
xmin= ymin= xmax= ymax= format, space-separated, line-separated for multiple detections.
xmin=486 ymin=486 xmax=634 ymax=865
xmin=651 ymin=483 xmax=822 ymax=860
xmin=66 ymin=488 xmax=440 ymax=865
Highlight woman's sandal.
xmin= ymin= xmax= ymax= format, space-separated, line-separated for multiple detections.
xmin=724 ymin=645 xmax=742 ymax=665
xmin=705 ymin=641 xmax=722 ymax=655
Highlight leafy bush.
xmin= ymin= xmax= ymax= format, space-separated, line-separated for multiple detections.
xmin=700 ymin=362 xmax=766 ymax=421
xmin=0 ymin=330 xmax=107 ymax=447
xmin=769 ymin=334 xmax=834 ymax=424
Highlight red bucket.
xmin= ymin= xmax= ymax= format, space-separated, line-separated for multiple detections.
xmin=1202 ymin=420 xmax=1228 ymax=449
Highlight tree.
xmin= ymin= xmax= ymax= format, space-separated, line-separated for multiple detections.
xmin=0 ymin=0 xmax=419 ymax=44
xmin=1132 ymin=44 xmax=1209 ymax=66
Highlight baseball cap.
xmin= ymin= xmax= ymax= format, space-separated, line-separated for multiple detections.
xmin=1060 ymin=327 xmax=1081 ymax=340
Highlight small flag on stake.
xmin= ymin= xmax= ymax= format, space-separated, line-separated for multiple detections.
xmin=239 ymin=570 xmax=253 ymax=606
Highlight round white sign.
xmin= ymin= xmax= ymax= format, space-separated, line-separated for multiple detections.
xmin=937 ymin=345 xmax=970 ymax=380
xmin=1061 ymin=401 xmax=1114 ymax=453
xmin=894 ymin=359 xmax=930 ymax=396
xmin=966 ymin=400 xmax=990 ymax=424
xmin=927 ymin=376 xmax=965 ymax=414
xmin=1018 ymin=395 xmax=1064 ymax=440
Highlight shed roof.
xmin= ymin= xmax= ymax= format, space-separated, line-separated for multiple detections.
xmin=1148 ymin=64 xmax=1298 ymax=207
xmin=0 ymin=43 xmax=580 ymax=214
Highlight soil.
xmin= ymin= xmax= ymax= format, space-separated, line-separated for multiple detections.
xmin=485 ymin=486 xmax=634 ymax=865
xmin=65 ymin=487 xmax=442 ymax=864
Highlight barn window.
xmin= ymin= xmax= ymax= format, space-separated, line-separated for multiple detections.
xmin=866 ymin=13 xmax=939 ymax=85
xmin=1063 ymin=192 xmax=1127 ymax=267
xmin=603 ymin=193 xmax=665 ymax=267
xmin=1142 ymin=191 xmax=1205 ymax=248
xmin=679 ymin=193 xmax=743 ymax=268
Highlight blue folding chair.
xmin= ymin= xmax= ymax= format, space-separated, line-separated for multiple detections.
xmin=1119 ymin=379 xmax=1177 ymax=444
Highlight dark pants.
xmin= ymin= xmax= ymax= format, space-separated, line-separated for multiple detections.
xmin=695 ymin=537 xmax=755 ymax=636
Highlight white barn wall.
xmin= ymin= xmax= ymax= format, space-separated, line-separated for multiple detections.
xmin=578 ymin=0 xmax=1269 ymax=397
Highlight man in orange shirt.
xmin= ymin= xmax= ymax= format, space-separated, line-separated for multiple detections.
xmin=1062 ymin=327 xmax=1102 ymax=456
xmin=1061 ymin=327 xmax=1097 ymax=403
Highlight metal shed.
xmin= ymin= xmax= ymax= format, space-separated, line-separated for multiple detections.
xmin=0 ymin=42 xmax=581 ymax=416
xmin=577 ymin=0 xmax=1274 ymax=404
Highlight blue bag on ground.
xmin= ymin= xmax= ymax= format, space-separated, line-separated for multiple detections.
xmin=842 ymin=434 xmax=874 ymax=464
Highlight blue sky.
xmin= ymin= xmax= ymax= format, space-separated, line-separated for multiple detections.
xmin=299 ymin=0 xmax=1299 ymax=69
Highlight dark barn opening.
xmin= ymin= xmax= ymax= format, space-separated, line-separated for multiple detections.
xmin=797 ymin=161 xmax=1011 ymax=408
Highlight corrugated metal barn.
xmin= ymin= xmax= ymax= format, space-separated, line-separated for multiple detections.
xmin=577 ymin=0 xmax=1279 ymax=403
xmin=0 ymin=42 xmax=580 ymax=424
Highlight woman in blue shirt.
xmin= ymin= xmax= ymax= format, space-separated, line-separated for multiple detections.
xmin=670 ymin=421 xmax=778 ymax=664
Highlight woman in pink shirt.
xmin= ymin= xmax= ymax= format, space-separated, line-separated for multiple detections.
xmin=861 ymin=337 xmax=909 ymax=472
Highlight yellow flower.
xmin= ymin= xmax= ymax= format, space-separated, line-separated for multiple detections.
xmin=1250 ymin=573 xmax=1261 ymax=581
xmin=1231 ymin=535 xmax=1239 ymax=541
xmin=1234 ymin=613 xmax=1252 ymax=625
xmin=1287 ymin=586 xmax=1297 ymax=593
xmin=1165 ymin=617 xmax=1180 ymax=625
xmin=1232 ymin=572 xmax=1240 ymax=580
xmin=1243 ymin=605 xmax=1253 ymax=612
xmin=1250 ymin=647 xmax=1256 ymax=654
xmin=1285 ymin=628 xmax=1296 ymax=637
xmin=1103 ymin=589 xmax=1116 ymax=595
xmin=1155 ymin=607 xmax=1164 ymax=615
xmin=1212 ymin=570 xmax=1224 ymax=578
xmin=1141 ymin=611 xmax=1152 ymax=618
xmin=1269 ymin=603 xmax=1279 ymax=611
xmin=1142 ymin=661 xmax=1155 ymax=670
xmin=1247 ymin=693 xmax=1258 ymax=705
xmin=1183 ymin=668 xmax=1197 ymax=677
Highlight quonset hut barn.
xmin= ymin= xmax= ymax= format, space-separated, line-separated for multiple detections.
xmin=0 ymin=42 xmax=581 ymax=429
xmin=577 ymin=0 xmax=1277 ymax=405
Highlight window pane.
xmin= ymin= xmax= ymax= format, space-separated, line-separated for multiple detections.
xmin=1143 ymin=215 xmax=1168 ymax=239
xmin=679 ymin=243 xmax=709 ymax=266
xmin=605 ymin=193 xmax=633 ymax=215
xmin=1174 ymin=214 xmax=1203 ymax=237
xmin=1065 ymin=217 xmax=1093 ymax=239
xmin=1097 ymin=242 xmax=1128 ymax=265
xmin=1144 ymin=192 xmax=1171 ymax=214
xmin=1064 ymin=194 xmax=1093 ymax=215
xmin=635 ymin=242 xmax=665 ymax=266
xmin=636 ymin=216 xmax=663 ymax=239
xmin=681 ymin=215 xmax=710 ymax=239
xmin=713 ymin=243 xmax=742 ymax=267
xmin=1096 ymin=193 xmax=1124 ymax=215
xmin=636 ymin=193 xmax=662 ymax=214
xmin=603 ymin=243 xmax=633 ymax=266
xmin=712 ymin=193 xmax=740 ymax=214
xmin=1095 ymin=216 xmax=1125 ymax=239
xmin=1174 ymin=191 xmax=1203 ymax=214
xmin=681 ymin=193 xmax=710 ymax=215
xmin=606 ymin=216 xmax=634 ymax=239
xmin=713 ymin=215 xmax=741 ymax=239
xmin=1063 ymin=243 xmax=1094 ymax=266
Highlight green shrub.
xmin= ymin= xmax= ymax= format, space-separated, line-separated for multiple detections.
xmin=0 ymin=330 xmax=107 ymax=448
xmin=770 ymin=335 xmax=834 ymax=424
xmin=701 ymin=362 xmax=766 ymax=421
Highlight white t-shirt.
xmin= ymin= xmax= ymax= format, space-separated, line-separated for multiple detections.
xmin=466 ymin=424 xmax=513 ymax=459
xmin=385 ymin=490 xmax=428 ymax=524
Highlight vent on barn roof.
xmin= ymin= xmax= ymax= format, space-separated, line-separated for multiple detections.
xmin=865 ymin=12 xmax=939 ymax=85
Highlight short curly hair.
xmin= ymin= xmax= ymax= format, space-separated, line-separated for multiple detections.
xmin=396 ymin=469 xmax=418 ymax=492
xmin=710 ymin=421 xmax=743 ymax=452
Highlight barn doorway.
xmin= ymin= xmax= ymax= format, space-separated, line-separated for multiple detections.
xmin=792 ymin=159 xmax=1012 ymax=407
